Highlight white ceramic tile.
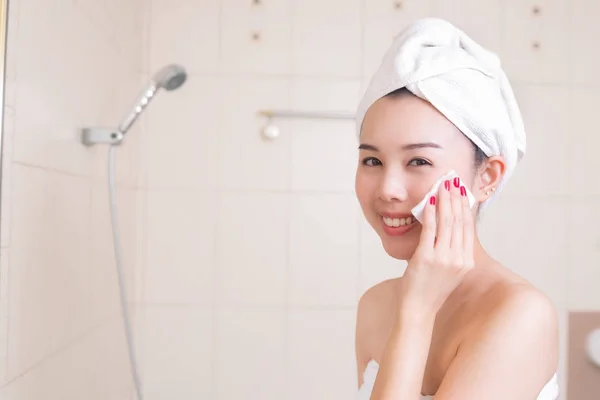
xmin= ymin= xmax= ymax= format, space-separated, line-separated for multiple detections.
xmin=221 ymin=0 xmax=292 ymax=75
xmin=215 ymin=308 xmax=285 ymax=400
xmin=501 ymin=0 xmax=569 ymax=84
xmin=8 ymin=165 xmax=92 ymax=378
xmin=13 ymin=0 xmax=131 ymax=176
xmin=430 ymin=0 xmax=502 ymax=53
xmin=148 ymin=0 xmax=220 ymax=74
xmin=145 ymin=75 xmax=221 ymax=190
xmin=567 ymin=199 xmax=600 ymax=310
xmin=145 ymin=189 xmax=217 ymax=306
xmin=568 ymin=87 xmax=600 ymax=197
xmin=290 ymin=79 xmax=360 ymax=193
xmin=219 ymin=76 xmax=292 ymax=191
xmin=216 ymin=191 xmax=289 ymax=307
xmin=287 ymin=309 xmax=357 ymax=400
xmin=478 ymin=196 xmax=567 ymax=308
xmin=292 ymin=78 xmax=362 ymax=113
xmin=290 ymin=120 xmax=358 ymax=193
xmin=79 ymin=317 xmax=135 ymax=400
xmin=0 ymin=317 xmax=6 ymax=387
xmin=0 ymin=317 xmax=135 ymax=400
xmin=89 ymin=183 xmax=141 ymax=323
xmin=74 ymin=0 xmax=143 ymax=71
xmin=1 ymin=108 xmax=15 ymax=249
xmin=363 ymin=0 xmax=435 ymax=80
xmin=570 ymin=0 xmax=600 ymax=85
xmin=291 ymin=0 xmax=362 ymax=78
xmin=1 ymin=249 xmax=9 ymax=320
xmin=139 ymin=306 xmax=213 ymax=399
xmin=499 ymin=84 xmax=569 ymax=197
xmin=358 ymin=218 xmax=405 ymax=298
xmin=289 ymin=194 xmax=360 ymax=307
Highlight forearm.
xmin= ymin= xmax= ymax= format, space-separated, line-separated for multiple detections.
xmin=369 ymin=310 xmax=436 ymax=400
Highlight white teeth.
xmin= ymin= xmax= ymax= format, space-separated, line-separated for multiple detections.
xmin=382 ymin=216 xmax=414 ymax=228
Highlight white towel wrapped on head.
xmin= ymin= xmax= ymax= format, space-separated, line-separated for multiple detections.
xmin=355 ymin=18 xmax=526 ymax=206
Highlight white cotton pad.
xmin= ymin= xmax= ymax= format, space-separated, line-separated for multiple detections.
xmin=410 ymin=170 xmax=476 ymax=224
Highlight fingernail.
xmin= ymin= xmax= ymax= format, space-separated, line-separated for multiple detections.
xmin=460 ymin=186 xmax=466 ymax=196
xmin=453 ymin=177 xmax=460 ymax=188
xmin=429 ymin=196 xmax=436 ymax=205
xmin=444 ymin=180 xmax=450 ymax=190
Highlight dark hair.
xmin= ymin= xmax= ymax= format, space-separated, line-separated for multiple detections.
xmin=384 ymin=87 xmax=488 ymax=170
xmin=471 ymin=139 xmax=488 ymax=169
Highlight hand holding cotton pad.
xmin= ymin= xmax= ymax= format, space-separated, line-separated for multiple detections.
xmin=410 ymin=170 xmax=476 ymax=224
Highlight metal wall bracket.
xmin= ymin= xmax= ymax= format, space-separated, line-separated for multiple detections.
xmin=81 ymin=127 xmax=124 ymax=146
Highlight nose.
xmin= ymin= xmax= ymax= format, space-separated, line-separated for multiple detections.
xmin=378 ymin=171 xmax=408 ymax=202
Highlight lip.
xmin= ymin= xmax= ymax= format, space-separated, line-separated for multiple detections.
xmin=379 ymin=213 xmax=418 ymax=237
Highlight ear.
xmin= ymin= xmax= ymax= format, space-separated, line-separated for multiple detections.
xmin=473 ymin=155 xmax=506 ymax=202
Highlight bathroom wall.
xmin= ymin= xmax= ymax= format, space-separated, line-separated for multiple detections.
xmin=137 ymin=0 xmax=600 ymax=399
xmin=0 ymin=0 xmax=144 ymax=398
xmin=0 ymin=0 xmax=598 ymax=399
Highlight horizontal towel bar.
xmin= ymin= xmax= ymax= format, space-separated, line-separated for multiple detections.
xmin=258 ymin=109 xmax=355 ymax=120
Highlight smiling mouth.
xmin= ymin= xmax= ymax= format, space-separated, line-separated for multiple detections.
xmin=381 ymin=216 xmax=415 ymax=228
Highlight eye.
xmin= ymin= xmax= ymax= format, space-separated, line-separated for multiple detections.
xmin=362 ymin=157 xmax=382 ymax=167
xmin=407 ymin=158 xmax=432 ymax=167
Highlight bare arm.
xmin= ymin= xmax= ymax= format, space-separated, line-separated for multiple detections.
xmin=368 ymin=177 xmax=475 ymax=399
xmin=369 ymin=309 xmax=435 ymax=400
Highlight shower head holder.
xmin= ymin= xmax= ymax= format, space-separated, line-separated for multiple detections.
xmin=81 ymin=127 xmax=124 ymax=146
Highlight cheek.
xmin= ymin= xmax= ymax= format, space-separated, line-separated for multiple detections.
xmin=406 ymin=177 xmax=437 ymax=203
xmin=354 ymin=171 xmax=376 ymax=205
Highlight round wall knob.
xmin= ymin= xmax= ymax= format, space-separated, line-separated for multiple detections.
xmin=585 ymin=328 xmax=600 ymax=368
xmin=262 ymin=124 xmax=280 ymax=140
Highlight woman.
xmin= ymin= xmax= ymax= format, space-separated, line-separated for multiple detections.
xmin=353 ymin=18 xmax=559 ymax=400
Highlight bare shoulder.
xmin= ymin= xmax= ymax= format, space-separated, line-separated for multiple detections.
xmin=479 ymin=278 xmax=558 ymax=336
xmin=358 ymin=278 xmax=398 ymax=316
xmin=463 ymin=280 xmax=559 ymax=376
xmin=461 ymin=263 xmax=558 ymax=335
xmin=356 ymin=278 xmax=398 ymax=347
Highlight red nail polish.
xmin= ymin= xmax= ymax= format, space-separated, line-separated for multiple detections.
xmin=430 ymin=196 xmax=436 ymax=205
xmin=444 ymin=180 xmax=450 ymax=190
xmin=453 ymin=177 xmax=460 ymax=188
xmin=460 ymin=186 xmax=466 ymax=196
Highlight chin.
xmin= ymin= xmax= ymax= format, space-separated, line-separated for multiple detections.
xmin=378 ymin=232 xmax=420 ymax=261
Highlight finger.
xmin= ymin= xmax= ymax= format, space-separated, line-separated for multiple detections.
xmin=450 ymin=177 xmax=464 ymax=249
xmin=417 ymin=195 xmax=437 ymax=250
xmin=461 ymin=185 xmax=475 ymax=263
xmin=435 ymin=179 xmax=452 ymax=248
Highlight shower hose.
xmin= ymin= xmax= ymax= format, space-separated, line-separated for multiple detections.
xmin=108 ymin=145 xmax=144 ymax=400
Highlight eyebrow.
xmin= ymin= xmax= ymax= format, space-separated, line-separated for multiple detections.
xmin=358 ymin=142 xmax=443 ymax=151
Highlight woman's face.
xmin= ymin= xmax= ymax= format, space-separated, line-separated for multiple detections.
xmin=355 ymin=92 xmax=478 ymax=261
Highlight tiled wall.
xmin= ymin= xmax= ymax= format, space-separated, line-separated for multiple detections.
xmin=1 ymin=0 xmax=600 ymax=399
xmin=0 ymin=0 xmax=144 ymax=398
xmin=136 ymin=1 xmax=600 ymax=400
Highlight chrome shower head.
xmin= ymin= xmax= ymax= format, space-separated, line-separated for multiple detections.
xmin=81 ymin=64 xmax=187 ymax=147
xmin=153 ymin=64 xmax=187 ymax=91
xmin=117 ymin=64 xmax=187 ymax=135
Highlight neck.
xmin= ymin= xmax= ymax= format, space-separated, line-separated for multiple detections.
xmin=472 ymin=234 xmax=494 ymax=267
